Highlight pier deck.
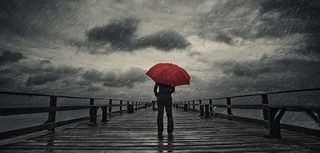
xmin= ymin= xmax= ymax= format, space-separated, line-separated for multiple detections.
xmin=1 ymin=108 xmax=320 ymax=153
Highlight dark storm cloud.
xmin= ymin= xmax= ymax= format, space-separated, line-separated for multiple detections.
xmin=83 ymin=69 xmax=105 ymax=82
xmin=208 ymin=53 xmax=320 ymax=97
xmin=134 ymin=30 xmax=190 ymax=51
xmin=215 ymin=33 xmax=233 ymax=44
xmin=26 ymin=73 xmax=61 ymax=86
xmin=85 ymin=17 xmax=140 ymax=50
xmin=257 ymin=0 xmax=320 ymax=38
xmin=25 ymin=65 xmax=81 ymax=86
xmin=259 ymin=0 xmax=320 ymax=35
xmin=0 ymin=77 xmax=15 ymax=86
xmin=83 ymin=67 xmax=147 ymax=88
xmin=220 ymin=56 xmax=320 ymax=78
xmin=208 ymin=75 xmax=296 ymax=97
xmin=258 ymin=0 xmax=320 ymax=56
xmin=198 ymin=0 xmax=320 ymax=96
xmin=0 ymin=50 xmax=24 ymax=65
xmin=0 ymin=0 xmax=61 ymax=35
xmin=200 ymin=0 xmax=320 ymax=55
xmin=85 ymin=17 xmax=189 ymax=52
xmin=22 ymin=64 xmax=79 ymax=76
xmin=222 ymin=63 xmax=273 ymax=77
xmin=220 ymin=55 xmax=274 ymax=77
xmin=199 ymin=0 xmax=260 ymax=40
xmin=202 ymin=58 xmax=320 ymax=98
xmin=103 ymin=67 xmax=147 ymax=88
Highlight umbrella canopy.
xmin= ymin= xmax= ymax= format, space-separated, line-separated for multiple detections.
xmin=146 ymin=63 xmax=190 ymax=87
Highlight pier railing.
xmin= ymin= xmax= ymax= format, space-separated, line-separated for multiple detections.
xmin=0 ymin=91 xmax=151 ymax=140
xmin=174 ymin=88 xmax=320 ymax=138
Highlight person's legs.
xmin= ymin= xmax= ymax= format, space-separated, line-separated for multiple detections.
xmin=157 ymin=101 xmax=165 ymax=136
xmin=165 ymin=100 xmax=174 ymax=135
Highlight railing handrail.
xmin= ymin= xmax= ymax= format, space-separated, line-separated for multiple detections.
xmin=0 ymin=90 xmax=152 ymax=141
xmin=214 ymin=87 xmax=320 ymax=100
xmin=177 ymin=87 xmax=320 ymax=102
xmin=0 ymin=91 xmax=147 ymax=102
xmin=173 ymin=87 xmax=320 ymax=139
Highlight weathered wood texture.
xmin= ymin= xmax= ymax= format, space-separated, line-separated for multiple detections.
xmin=1 ymin=108 xmax=320 ymax=153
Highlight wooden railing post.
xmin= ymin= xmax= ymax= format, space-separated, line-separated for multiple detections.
xmin=209 ymin=99 xmax=213 ymax=112
xmin=127 ymin=101 xmax=130 ymax=113
xmin=261 ymin=94 xmax=269 ymax=126
xmin=205 ymin=104 xmax=210 ymax=118
xmin=120 ymin=100 xmax=123 ymax=114
xmin=132 ymin=101 xmax=135 ymax=113
xmin=101 ymin=106 xmax=108 ymax=123
xmin=89 ymin=98 xmax=98 ymax=126
xmin=108 ymin=99 xmax=112 ymax=117
xmin=184 ymin=102 xmax=188 ymax=112
xmin=268 ymin=108 xmax=286 ymax=138
xmin=135 ymin=101 xmax=137 ymax=110
xmin=227 ymin=98 xmax=232 ymax=120
xmin=126 ymin=100 xmax=129 ymax=112
xmin=48 ymin=96 xmax=57 ymax=132
xmin=200 ymin=104 xmax=204 ymax=116
xmin=192 ymin=101 xmax=195 ymax=110
xmin=305 ymin=111 xmax=320 ymax=127
xmin=137 ymin=101 xmax=139 ymax=109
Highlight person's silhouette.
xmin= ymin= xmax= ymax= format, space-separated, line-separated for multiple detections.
xmin=154 ymin=82 xmax=175 ymax=138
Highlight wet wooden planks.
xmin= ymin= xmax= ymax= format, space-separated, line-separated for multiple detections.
xmin=1 ymin=108 xmax=320 ymax=153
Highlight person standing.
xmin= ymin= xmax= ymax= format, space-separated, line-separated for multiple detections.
xmin=154 ymin=82 xmax=175 ymax=139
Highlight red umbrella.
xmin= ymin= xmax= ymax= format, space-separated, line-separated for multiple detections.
xmin=146 ymin=63 xmax=190 ymax=87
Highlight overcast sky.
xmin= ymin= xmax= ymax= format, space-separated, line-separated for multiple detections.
xmin=0 ymin=0 xmax=320 ymax=101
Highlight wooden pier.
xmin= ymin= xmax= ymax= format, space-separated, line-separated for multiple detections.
xmin=0 ymin=89 xmax=320 ymax=152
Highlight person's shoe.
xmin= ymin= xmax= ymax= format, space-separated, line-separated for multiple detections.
xmin=168 ymin=133 xmax=174 ymax=139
